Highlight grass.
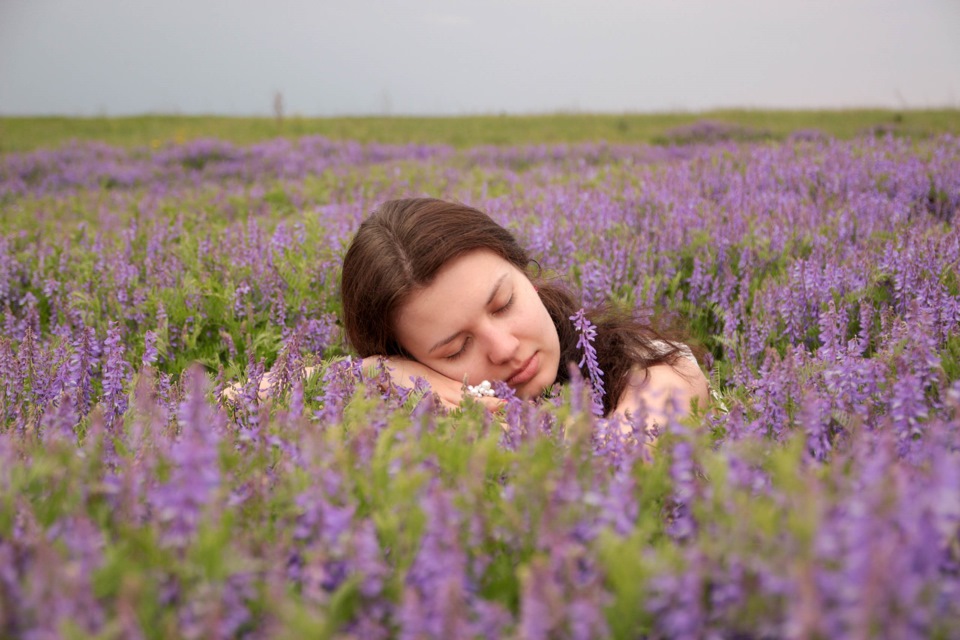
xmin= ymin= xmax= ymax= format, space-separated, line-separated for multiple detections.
xmin=1 ymin=109 xmax=959 ymax=153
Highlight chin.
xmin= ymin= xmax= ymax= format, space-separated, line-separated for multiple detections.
xmin=523 ymin=371 xmax=557 ymax=400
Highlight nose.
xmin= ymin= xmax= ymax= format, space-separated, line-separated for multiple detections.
xmin=486 ymin=326 xmax=520 ymax=365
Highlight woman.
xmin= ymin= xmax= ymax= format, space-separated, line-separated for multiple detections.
xmin=340 ymin=198 xmax=708 ymax=428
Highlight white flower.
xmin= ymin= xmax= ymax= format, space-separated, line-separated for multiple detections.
xmin=466 ymin=380 xmax=496 ymax=398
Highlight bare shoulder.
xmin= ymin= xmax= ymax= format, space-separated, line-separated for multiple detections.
xmin=647 ymin=356 xmax=709 ymax=401
xmin=615 ymin=356 xmax=710 ymax=420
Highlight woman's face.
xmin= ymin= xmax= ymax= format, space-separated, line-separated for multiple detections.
xmin=393 ymin=249 xmax=561 ymax=399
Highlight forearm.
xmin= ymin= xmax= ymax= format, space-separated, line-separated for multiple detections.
xmin=361 ymin=355 xmax=504 ymax=412
xmin=220 ymin=369 xmax=276 ymax=403
xmin=223 ymin=354 xmax=510 ymax=413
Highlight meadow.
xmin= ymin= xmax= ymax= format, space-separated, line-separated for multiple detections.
xmin=1 ymin=113 xmax=959 ymax=638
xmin=4 ymin=108 xmax=960 ymax=152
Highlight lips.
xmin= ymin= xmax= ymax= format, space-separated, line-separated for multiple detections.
xmin=506 ymin=353 xmax=539 ymax=387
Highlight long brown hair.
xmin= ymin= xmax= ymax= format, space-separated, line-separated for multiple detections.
xmin=341 ymin=198 xmax=690 ymax=415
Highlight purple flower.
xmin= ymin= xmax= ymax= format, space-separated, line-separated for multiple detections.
xmin=141 ymin=329 xmax=158 ymax=366
xmin=400 ymin=484 xmax=473 ymax=639
xmin=149 ymin=365 xmax=222 ymax=547
xmin=67 ymin=327 xmax=100 ymax=416
xmin=598 ymin=469 xmax=638 ymax=536
xmin=667 ymin=436 xmax=698 ymax=541
xmin=570 ymin=308 xmax=605 ymax=416
xmin=647 ymin=562 xmax=705 ymax=639
xmin=314 ymin=357 xmax=360 ymax=425
xmin=580 ymin=260 xmax=611 ymax=308
xmin=101 ymin=321 xmax=129 ymax=427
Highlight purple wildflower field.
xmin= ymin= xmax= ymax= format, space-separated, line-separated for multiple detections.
xmin=1 ymin=132 xmax=959 ymax=638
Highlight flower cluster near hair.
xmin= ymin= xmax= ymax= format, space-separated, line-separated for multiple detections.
xmin=570 ymin=308 xmax=605 ymax=416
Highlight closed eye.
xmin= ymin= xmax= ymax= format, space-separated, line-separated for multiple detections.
xmin=445 ymin=337 xmax=470 ymax=361
xmin=444 ymin=293 xmax=512 ymax=361
xmin=492 ymin=294 xmax=514 ymax=317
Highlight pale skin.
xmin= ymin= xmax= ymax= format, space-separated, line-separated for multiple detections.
xmin=359 ymin=355 xmax=709 ymax=435
xmin=225 ymin=249 xmax=710 ymax=435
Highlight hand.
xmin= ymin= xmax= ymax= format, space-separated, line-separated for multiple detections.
xmin=220 ymin=370 xmax=277 ymax=403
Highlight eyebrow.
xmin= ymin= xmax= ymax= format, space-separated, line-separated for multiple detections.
xmin=427 ymin=273 xmax=509 ymax=354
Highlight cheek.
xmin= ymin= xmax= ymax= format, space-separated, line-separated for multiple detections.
xmin=437 ymin=355 xmax=488 ymax=384
xmin=541 ymin=309 xmax=561 ymax=366
xmin=535 ymin=301 xmax=557 ymax=340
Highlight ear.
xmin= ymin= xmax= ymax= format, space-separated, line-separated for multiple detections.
xmin=527 ymin=259 xmax=543 ymax=278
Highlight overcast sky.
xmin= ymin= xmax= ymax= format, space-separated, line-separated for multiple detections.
xmin=2 ymin=0 xmax=958 ymax=116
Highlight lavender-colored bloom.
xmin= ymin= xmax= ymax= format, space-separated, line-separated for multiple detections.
xmin=351 ymin=519 xmax=389 ymax=599
xmin=518 ymin=526 xmax=610 ymax=640
xmin=141 ymin=329 xmax=158 ymax=366
xmin=149 ymin=365 xmax=222 ymax=547
xmin=0 ymin=541 xmax=26 ymax=634
xmin=400 ymin=483 xmax=474 ymax=640
xmin=647 ymin=562 xmax=705 ymax=639
xmin=518 ymin=558 xmax=558 ymax=640
xmin=294 ymin=491 xmax=354 ymax=548
xmin=314 ymin=357 xmax=360 ymax=426
xmin=888 ymin=369 xmax=929 ymax=449
xmin=667 ymin=435 xmax=698 ymax=541
xmin=580 ymin=260 xmax=611 ymax=309
xmin=570 ymin=308 xmax=605 ymax=416
xmin=47 ymin=515 xmax=107 ymax=633
xmin=0 ymin=338 xmax=18 ymax=425
xmin=287 ymin=377 xmax=305 ymax=418
xmin=176 ymin=573 xmax=254 ymax=640
xmin=267 ymin=328 xmax=304 ymax=398
xmin=491 ymin=380 xmax=528 ymax=449
xmin=597 ymin=469 xmax=638 ymax=536
xmin=298 ymin=313 xmax=339 ymax=357
xmin=101 ymin=321 xmax=129 ymax=428
xmin=799 ymin=390 xmax=833 ymax=462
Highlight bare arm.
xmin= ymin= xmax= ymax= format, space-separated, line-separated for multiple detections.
xmin=220 ymin=372 xmax=272 ymax=403
xmin=359 ymin=356 xmax=504 ymax=412
xmin=221 ymin=355 xmax=503 ymax=413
